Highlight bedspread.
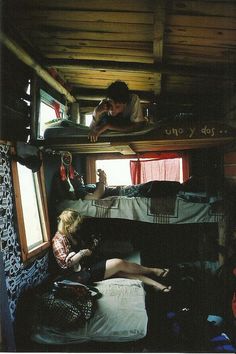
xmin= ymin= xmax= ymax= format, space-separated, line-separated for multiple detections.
xmin=57 ymin=195 xmax=224 ymax=224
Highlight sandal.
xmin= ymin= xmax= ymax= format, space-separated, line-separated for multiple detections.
xmin=160 ymin=268 xmax=169 ymax=278
xmin=161 ymin=286 xmax=171 ymax=293
xmin=153 ymin=285 xmax=171 ymax=293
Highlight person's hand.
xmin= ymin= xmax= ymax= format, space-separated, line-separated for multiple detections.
xmin=95 ymin=99 xmax=111 ymax=115
xmin=88 ymin=124 xmax=110 ymax=142
xmin=80 ymin=248 xmax=92 ymax=257
xmin=88 ymin=128 xmax=102 ymax=142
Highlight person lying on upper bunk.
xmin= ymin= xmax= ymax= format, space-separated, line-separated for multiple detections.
xmin=88 ymin=80 xmax=147 ymax=142
xmin=52 ymin=208 xmax=171 ymax=293
xmin=50 ymin=152 xmax=220 ymax=204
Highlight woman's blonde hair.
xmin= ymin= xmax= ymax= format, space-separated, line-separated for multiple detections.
xmin=57 ymin=209 xmax=83 ymax=236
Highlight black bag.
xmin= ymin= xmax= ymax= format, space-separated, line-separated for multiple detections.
xmin=35 ymin=280 xmax=101 ymax=329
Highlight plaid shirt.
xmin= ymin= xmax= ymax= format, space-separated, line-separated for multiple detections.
xmin=52 ymin=231 xmax=74 ymax=269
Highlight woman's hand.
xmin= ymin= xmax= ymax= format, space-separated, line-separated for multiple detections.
xmin=66 ymin=249 xmax=92 ymax=268
xmin=80 ymin=248 xmax=92 ymax=257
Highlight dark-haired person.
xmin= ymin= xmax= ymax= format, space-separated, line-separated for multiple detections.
xmin=88 ymin=80 xmax=147 ymax=142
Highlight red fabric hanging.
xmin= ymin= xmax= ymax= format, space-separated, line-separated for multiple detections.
xmin=60 ymin=164 xmax=66 ymax=181
xmin=52 ymin=101 xmax=61 ymax=118
xmin=130 ymin=152 xmax=189 ymax=185
xmin=69 ymin=165 xmax=75 ymax=179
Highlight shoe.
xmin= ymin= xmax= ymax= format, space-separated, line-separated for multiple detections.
xmin=161 ymin=286 xmax=171 ymax=293
xmin=152 ymin=285 xmax=171 ymax=293
xmin=160 ymin=268 xmax=169 ymax=278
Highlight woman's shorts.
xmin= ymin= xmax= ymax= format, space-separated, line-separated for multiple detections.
xmin=87 ymin=259 xmax=106 ymax=282
xmin=59 ymin=260 xmax=106 ymax=285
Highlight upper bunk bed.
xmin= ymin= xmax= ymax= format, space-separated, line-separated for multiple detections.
xmin=41 ymin=120 xmax=236 ymax=155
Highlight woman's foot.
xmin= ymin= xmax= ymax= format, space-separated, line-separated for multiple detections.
xmin=154 ymin=268 xmax=169 ymax=278
xmin=153 ymin=285 xmax=171 ymax=293
xmin=161 ymin=286 xmax=171 ymax=293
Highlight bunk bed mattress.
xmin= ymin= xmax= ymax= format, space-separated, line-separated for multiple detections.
xmin=31 ymin=278 xmax=147 ymax=344
xmin=57 ymin=195 xmax=223 ymax=224
xmin=44 ymin=122 xmax=155 ymax=138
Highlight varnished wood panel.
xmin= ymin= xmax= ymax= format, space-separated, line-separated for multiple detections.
xmin=2 ymin=0 xmax=236 ymax=120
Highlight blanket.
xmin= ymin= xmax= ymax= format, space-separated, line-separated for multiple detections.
xmin=57 ymin=195 xmax=224 ymax=224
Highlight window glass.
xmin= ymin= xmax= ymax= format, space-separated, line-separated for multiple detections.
xmin=12 ymin=160 xmax=50 ymax=261
xmin=96 ymin=159 xmax=132 ymax=186
xmin=38 ymin=101 xmax=57 ymax=139
xmin=85 ymin=113 xmax=93 ymax=126
xmin=17 ymin=163 xmax=44 ymax=250
xmin=95 ymin=157 xmax=183 ymax=186
xmin=38 ymin=89 xmax=66 ymax=139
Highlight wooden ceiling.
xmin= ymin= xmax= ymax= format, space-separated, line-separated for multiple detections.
xmin=2 ymin=0 xmax=236 ymax=123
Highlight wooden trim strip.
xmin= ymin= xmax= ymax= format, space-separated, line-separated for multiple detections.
xmin=45 ymin=58 xmax=236 ymax=80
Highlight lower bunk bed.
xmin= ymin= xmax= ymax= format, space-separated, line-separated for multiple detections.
xmin=30 ymin=278 xmax=147 ymax=346
xmin=15 ymin=251 xmax=149 ymax=352
xmin=16 ymin=190 xmax=233 ymax=352
xmin=15 ymin=259 xmax=236 ymax=352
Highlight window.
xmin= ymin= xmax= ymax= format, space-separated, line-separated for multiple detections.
xmin=12 ymin=158 xmax=50 ymax=261
xmin=85 ymin=113 xmax=93 ymax=127
xmin=96 ymin=159 xmax=132 ymax=185
xmin=38 ymin=90 xmax=66 ymax=139
xmin=91 ymin=154 xmax=188 ymax=186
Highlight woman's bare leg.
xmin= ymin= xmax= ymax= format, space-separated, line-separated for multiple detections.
xmin=104 ymin=259 xmax=171 ymax=292
xmin=104 ymin=258 xmax=168 ymax=279
xmin=116 ymin=272 xmax=171 ymax=292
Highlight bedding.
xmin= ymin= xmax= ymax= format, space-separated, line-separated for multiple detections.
xmin=57 ymin=194 xmax=224 ymax=224
xmin=31 ymin=278 xmax=147 ymax=344
xmin=44 ymin=120 xmax=156 ymax=139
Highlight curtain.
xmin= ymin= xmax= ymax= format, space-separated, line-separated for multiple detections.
xmin=130 ymin=152 xmax=189 ymax=184
xmin=52 ymin=101 xmax=61 ymax=118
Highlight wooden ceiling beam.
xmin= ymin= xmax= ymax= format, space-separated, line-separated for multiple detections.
xmin=73 ymin=88 xmax=221 ymax=105
xmin=0 ymin=32 xmax=76 ymax=103
xmin=73 ymin=88 xmax=155 ymax=103
xmin=153 ymin=0 xmax=166 ymax=95
xmin=45 ymin=58 xmax=235 ymax=80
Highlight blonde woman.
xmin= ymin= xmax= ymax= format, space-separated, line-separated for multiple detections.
xmin=52 ymin=209 xmax=171 ymax=293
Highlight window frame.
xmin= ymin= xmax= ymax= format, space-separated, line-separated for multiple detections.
xmin=11 ymin=151 xmax=50 ymax=262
